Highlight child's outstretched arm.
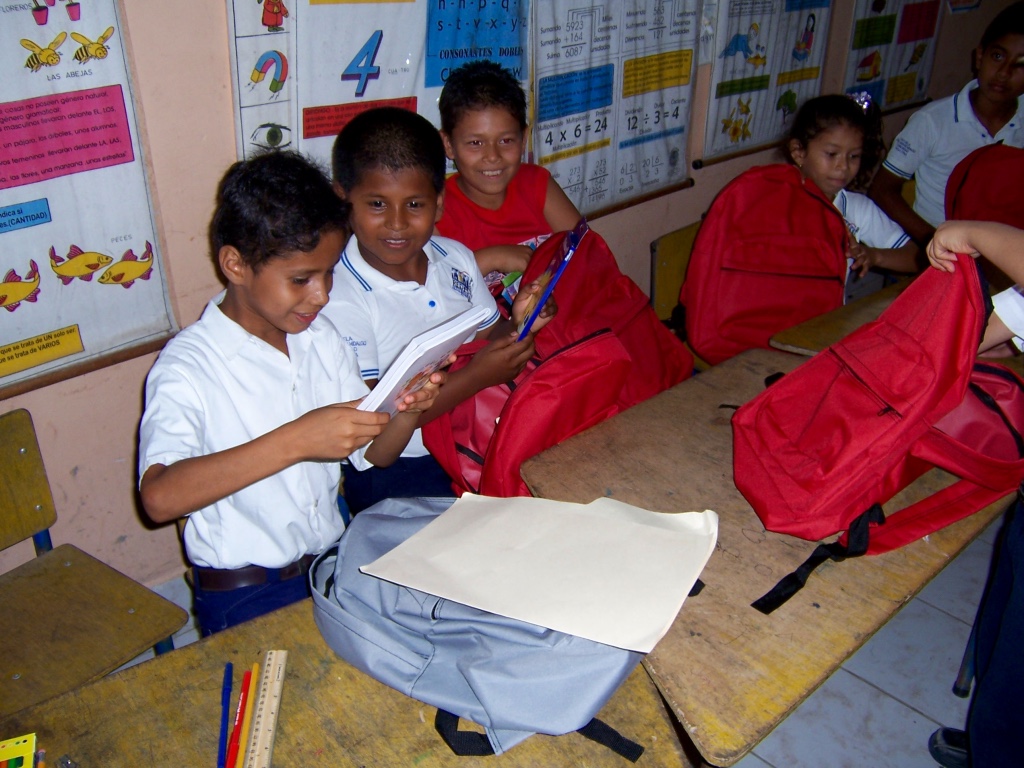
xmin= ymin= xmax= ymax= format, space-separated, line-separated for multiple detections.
xmin=418 ymin=332 xmax=536 ymax=425
xmin=543 ymin=177 xmax=583 ymax=233
xmin=850 ymin=239 xmax=920 ymax=277
xmin=927 ymin=221 xmax=1024 ymax=353
xmin=868 ymin=168 xmax=934 ymax=248
xmin=364 ymin=369 xmax=449 ymax=465
xmin=474 ymin=244 xmax=534 ymax=276
xmin=927 ymin=221 xmax=1024 ymax=281
xmin=140 ymin=403 xmax=388 ymax=523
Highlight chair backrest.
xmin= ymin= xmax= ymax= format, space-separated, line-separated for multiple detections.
xmin=0 ymin=409 xmax=58 ymax=552
xmin=650 ymin=221 xmax=701 ymax=321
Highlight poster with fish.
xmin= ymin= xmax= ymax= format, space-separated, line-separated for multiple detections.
xmin=702 ymin=0 xmax=832 ymax=162
xmin=0 ymin=0 xmax=174 ymax=394
xmin=531 ymin=0 xmax=699 ymax=214
xmin=224 ymin=0 xmax=529 ymax=173
xmin=842 ymin=0 xmax=941 ymax=111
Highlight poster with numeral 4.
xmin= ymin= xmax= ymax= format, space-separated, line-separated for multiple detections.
xmin=225 ymin=0 xmax=529 ymax=173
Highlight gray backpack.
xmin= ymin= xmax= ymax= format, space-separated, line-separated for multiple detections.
xmin=310 ymin=496 xmax=645 ymax=758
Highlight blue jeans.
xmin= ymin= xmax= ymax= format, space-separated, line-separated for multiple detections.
xmin=193 ymin=568 xmax=311 ymax=636
xmin=342 ymin=454 xmax=454 ymax=516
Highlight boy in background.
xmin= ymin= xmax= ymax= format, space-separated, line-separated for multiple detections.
xmin=436 ymin=60 xmax=581 ymax=278
xmin=325 ymin=106 xmax=555 ymax=513
xmin=869 ymin=2 xmax=1024 ymax=247
xmin=139 ymin=150 xmax=445 ymax=635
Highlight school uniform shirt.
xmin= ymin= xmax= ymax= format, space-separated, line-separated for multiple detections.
xmin=834 ymin=189 xmax=911 ymax=303
xmin=323 ymin=235 xmax=500 ymax=457
xmin=139 ymin=294 xmax=371 ymax=570
xmin=882 ymin=80 xmax=1024 ymax=228
xmin=993 ymin=286 xmax=1024 ymax=343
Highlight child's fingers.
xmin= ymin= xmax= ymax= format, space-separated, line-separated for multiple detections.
xmin=330 ymin=402 xmax=391 ymax=426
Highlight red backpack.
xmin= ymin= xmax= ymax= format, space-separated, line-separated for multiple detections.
xmin=732 ymin=253 xmax=1024 ymax=613
xmin=680 ymin=164 xmax=849 ymax=365
xmin=423 ymin=331 xmax=631 ymax=497
xmin=945 ymin=143 xmax=1024 ymax=226
xmin=523 ymin=228 xmax=693 ymax=409
xmin=423 ymin=230 xmax=691 ymax=496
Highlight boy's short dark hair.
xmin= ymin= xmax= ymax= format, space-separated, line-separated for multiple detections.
xmin=332 ymin=107 xmax=446 ymax=195
xmin=438 ymin=60 xmax=527 ymax=135
xmin=981 ymin=1 xmax=1024 ymax=49
xmin=210 ymin=149 xmax=348 ymax=270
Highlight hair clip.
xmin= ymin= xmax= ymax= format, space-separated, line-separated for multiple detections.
xmin=848 ymin=91 xmax=873 ymax=113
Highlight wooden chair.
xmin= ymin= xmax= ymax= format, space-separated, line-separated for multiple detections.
xmin=0 ymin=408 xmax=188 ymax=719
xmin=650 ymin=221 xmax=710 ymax=370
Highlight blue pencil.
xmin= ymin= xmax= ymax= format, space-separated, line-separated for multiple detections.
xmin=217 ymin=662 xmax=233 ymax=768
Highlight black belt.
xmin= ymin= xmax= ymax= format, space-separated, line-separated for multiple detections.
xmin=193 ymin=553 xmax=317 ymax=592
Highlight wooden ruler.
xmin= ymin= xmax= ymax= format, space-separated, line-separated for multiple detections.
xmin=243 ymin=650 xmax=287 ymax=768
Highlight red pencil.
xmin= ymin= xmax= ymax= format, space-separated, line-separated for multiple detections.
xmin=224 ymin=668 xmax=252 ymax=768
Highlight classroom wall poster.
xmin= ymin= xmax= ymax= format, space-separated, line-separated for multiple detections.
xmin=225 ymin=0 xmax=695 ymax=217
xmin=842 ymin=0 xmax=942 ymax=111
xmin=703 ymin=0 xmax=832 ymax=161
xmin=0 ymin=0 xmax=175 ymax=393
xmin=531 ymin=1 xmax=699 ymax=213
xmin=226 ymin=0 xmax=530 ymax=174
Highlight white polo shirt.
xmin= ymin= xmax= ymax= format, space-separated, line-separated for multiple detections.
xmin=994 ymin=286 xmax=1024 ymax=343
xmin=139 ymin=294 xmax=371 ymax=570
xmin=882 ymin=80 xmax=1024 ymax=228
xmin=835 ymin=189 xmax=912 ymax=302
xmin=323 ymin=234 xmax=500 ymax=457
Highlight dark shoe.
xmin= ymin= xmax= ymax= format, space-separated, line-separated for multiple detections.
xmin=928 ymin=727 xmax=968 ymax=768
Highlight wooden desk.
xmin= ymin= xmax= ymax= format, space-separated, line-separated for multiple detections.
xmin=769 ymin=279 xmax=910 ymax=356
xmin=521 ymin=349 xmax=1008 ymax=767
xmin=0 ymin=598 xmax=695 ymax=767
xmin=770 ymin=281 xmax=1024 ymax=376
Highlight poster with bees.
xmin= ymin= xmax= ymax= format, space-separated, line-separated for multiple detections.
xmin=702 ymin=0 xmax=832 ymax=161
xmin=531 ymin=1 xmax=699 ymax=214
xmin=224 ymin=0 xmax=529 ymax=172
xmin=842 ymin=0 xmax=941 ymax=111
xmin=0 ymin=0 xmax=174 ymax=396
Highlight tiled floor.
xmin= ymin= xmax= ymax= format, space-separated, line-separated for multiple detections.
xmin=734 ymin=516 xmax=1001 ymax=768
xmin=120 ymin=514 xmax=1003 ymax=768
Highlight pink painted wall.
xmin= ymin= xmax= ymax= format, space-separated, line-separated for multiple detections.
xmin=0 ymin=1 xmax=1010 ymax=586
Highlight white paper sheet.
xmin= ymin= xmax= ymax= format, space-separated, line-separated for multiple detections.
xmin=361 ymin=494 xmax=718 ymax=653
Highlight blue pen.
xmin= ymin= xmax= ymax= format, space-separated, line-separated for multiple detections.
xmin=217 ymin=662 xmax=233 ymax=768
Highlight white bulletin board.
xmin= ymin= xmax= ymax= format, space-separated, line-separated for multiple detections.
xmin=0 ymin=0 xmax=175 ymax=398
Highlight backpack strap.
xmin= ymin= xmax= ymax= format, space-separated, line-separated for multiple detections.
xmin=434 ymin=709 xmax=645 ymax=761
xmin=577 ymin=717 xmax=645 ymax=762
xmin=433 ymin=710 xmax=494 ymax=756
xmin=751 ymin=504 xmax=885 ymax=614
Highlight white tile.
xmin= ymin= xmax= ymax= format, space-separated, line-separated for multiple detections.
xmin=842 ymin=599 xmax=971 ymax=727
xmin=751 ymin=669 xmax=939 ymax=768
xmin=917 ymin=533 xmax=996 ymax=625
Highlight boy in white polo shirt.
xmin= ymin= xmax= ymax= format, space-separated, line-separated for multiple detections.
xmin=323 ymin=107 xmax=555 ymax=513
xmin=139 ymin=150 xmax=446 ymax=635
xmin=868 ymin=2 xmax=1024 ymax=247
